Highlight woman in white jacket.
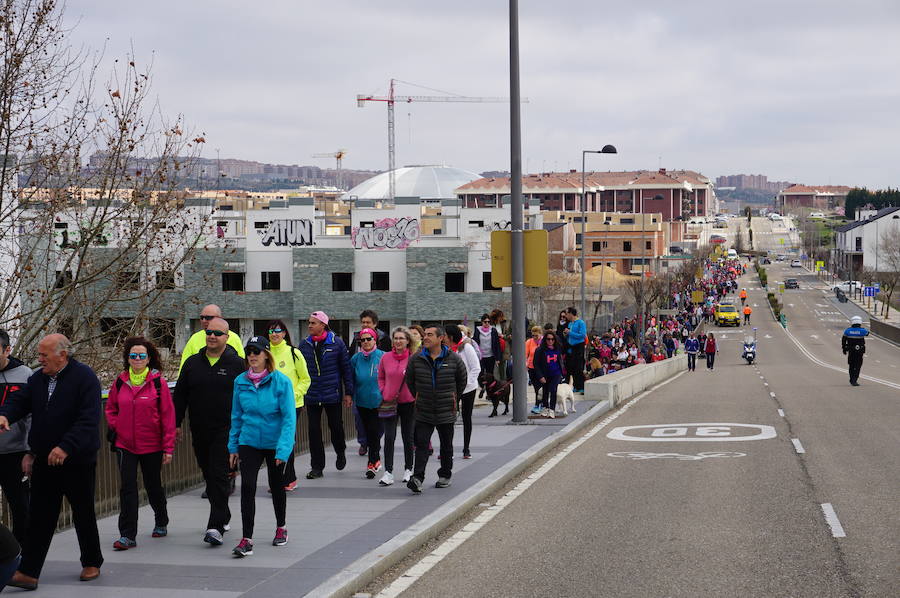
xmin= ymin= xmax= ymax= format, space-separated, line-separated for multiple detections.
xmin=446 ymin=325 xmax=480 ymax=459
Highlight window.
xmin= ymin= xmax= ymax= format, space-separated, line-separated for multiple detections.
xmin=254 ymin=221 xmax=269 ymax=230
xmin=468 ymin=220 xmax=485 ymax=228
xmin=225 ymin=319 xmax=241 ymax=337
xmin=253 ymin=319 xmax=273 ymax=337
xmin=332 ymin=272 xmax=352 ymax=291
xmin=623 ymin=241 xmax=632 ymax=252
xmin=646 ymin=241 xmax=652 ymax=250
xmin=371 ymin=272 xmax=389 ymax=291
xmin=54 ymin=270 xmax=73 ymax=289
xmin=149 ymin=318 xmax=176 ymax=349
xmin=591 ymin=241 xmax=608 ymax=251
xmin=261 ymin=271 xmax=281 ymax=290
xmin=621 ymin=218 xmax=634 ymax=224
xmin=360 ymin=221 xmax=374 ymax=228
xmin=116 ymin=271 xmax=141 ymax=291
xmin=575 ymin=233 xmax=582 ymax=245
xmin=156 ymin=270 xmax=175 ymax=290
xmin=445 ymin=272 xmax=465 ymax=293
xmin=100 ymin=317 xmax=130 ymax=346
xmin=483 ymin=271 xmax=501 ymax=291
xmin=222 ymin=272 xmax=245 ymax=291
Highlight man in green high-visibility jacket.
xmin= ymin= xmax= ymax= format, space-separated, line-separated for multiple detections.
xmin=178 ymin=304 xmax=245 ymax=375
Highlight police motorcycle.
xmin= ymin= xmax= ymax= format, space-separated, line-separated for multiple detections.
xmin=742 ymin=327 xmax=758 ymax=365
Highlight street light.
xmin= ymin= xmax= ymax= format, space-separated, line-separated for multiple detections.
xmin=580 ymin=145 xmax=617 ymax=324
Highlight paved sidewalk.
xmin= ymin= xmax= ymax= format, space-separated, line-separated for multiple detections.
xmin=21 ymin=397 xmax=603 ymax=597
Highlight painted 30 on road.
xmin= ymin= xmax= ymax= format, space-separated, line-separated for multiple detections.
xmin=607 ymin=423 xmax=777 ymax=442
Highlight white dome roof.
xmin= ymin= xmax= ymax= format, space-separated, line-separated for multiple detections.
xmin=343 ymin=165 xmax=481 ymax=201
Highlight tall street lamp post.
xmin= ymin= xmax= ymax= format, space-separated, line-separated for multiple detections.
xmin=580 ymin=145 xmax=617 ymax=323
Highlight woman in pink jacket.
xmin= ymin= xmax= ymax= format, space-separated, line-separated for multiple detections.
xmin=105 ymin=337 xmax=176 ymax=550
xmin=376 ymin=327 xmax=416 ymax=486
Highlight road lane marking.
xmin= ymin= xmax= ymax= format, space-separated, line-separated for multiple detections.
xmin=373 ymin=371 xmax=687 ymax=597
xmin=821 ymin=503 xmax=846 ymax=538
xmin=769 ymin=392 xmax=776 ymax=398
xmin=791 ymin=438 xmax=806 ymax=454
xmin=777 ymin=409 xmax=785 ymax=417
xmin=607 ymin=451 xmax=746 ymax=461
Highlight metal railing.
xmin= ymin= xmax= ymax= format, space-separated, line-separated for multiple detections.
xmin=1 ymin=398 xmax=357 ymax=531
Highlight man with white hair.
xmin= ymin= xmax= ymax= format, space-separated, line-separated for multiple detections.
xmin=841 ymin=315 xmax=869 ymax=387
xmin=0 ymin=334 xmax=103 ymax=589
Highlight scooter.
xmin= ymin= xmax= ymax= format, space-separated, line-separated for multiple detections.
xmin=742 ymin=327 xmax=757 ymax=365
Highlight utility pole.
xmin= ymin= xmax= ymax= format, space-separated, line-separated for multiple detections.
xmin=508 ymin=0 xmax=527 ymax=423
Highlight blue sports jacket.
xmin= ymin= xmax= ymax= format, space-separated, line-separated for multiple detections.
xmin=298 ymin=331 xmax=354 ymax=405
xmin=228 ymin=370 xmax=296 ymax=462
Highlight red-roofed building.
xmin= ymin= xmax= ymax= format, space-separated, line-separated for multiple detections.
xmin=777 ymin=184 xmax=850 ymax=213
xmin=455 ymin=168 xmax=716 ymax=221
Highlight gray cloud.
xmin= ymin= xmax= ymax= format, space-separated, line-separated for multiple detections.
xmin=68 ymin=0 xmax=900 ymax=188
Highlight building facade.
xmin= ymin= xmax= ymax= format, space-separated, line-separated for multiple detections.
xmin=832 ymin=207 xmax=900 ymax=277
xmin=778 ymin=185 xmax=850 ymax=213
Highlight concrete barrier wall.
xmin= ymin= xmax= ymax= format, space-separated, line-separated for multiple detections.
xmin=585 ymin=354 xmax=686 ymax=407
xmin=870 ymin=317 xmax=900 ymax=345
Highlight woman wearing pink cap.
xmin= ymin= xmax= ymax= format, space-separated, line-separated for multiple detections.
xmin=297 ymin=312 xmax=354 ymax=479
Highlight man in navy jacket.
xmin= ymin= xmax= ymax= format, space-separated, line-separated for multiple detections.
xmin=0 ymin=334 xmax=103 ymax=589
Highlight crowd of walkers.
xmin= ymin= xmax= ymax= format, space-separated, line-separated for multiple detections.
xmin=0 ymin=255 xmax=749 ymax=587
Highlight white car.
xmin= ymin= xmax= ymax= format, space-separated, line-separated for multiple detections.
xmin=790 ymin=259 xmax=802 ymax=267
xmin=832 ymin=281 xmax=864 ymax=293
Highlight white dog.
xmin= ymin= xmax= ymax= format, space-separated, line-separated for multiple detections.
xmin=555 ymin=382 xmax=576 ymax=415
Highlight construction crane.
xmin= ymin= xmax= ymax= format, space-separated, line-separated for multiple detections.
xmin=357 ymin=78 xmax=524 ymax=200
xmin=311 ymin=149 xmax=348 ymax=189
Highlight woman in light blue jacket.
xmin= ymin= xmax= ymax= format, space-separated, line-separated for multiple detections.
xmin=228 ymin=336 xmax=296 ymax=558
xmin=350 ymin=328 xmax=385 ymax=480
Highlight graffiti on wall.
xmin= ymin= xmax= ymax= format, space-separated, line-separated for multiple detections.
xmin=351 ymin=217 xmax=420 ymax=250
xmin=259 ymin=219 xmax=314 ymax=247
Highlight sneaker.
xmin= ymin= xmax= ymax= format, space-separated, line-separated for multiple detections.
xmin=435 ymin=477 xmax=452 ymax=488
xmin=402 ymin=469 xmax=413 ymax=483
xmin=379 ymin=471 xmax=394 ymax=486
xmin=284 ymin=480 xmax=298 ymax=492
xmin=232 ymin=538 xmax=253 ymax=557
xmin=358 ymin=444 xmax=368 ymax=456
xmin=530 ymin=405 xmax=542 ymax=415
xmin=151 ymin=526 xmax=167 ymax=538
xmin=272 ymin=527 xmax=288 ymax=547
xmin=407 ymin=476 xmax=423 ymax=494
xmin=223 ymin=522 xmax=231 ymax=532
xmin=541 ymin=409 xmax=551 ymax=418
xmin=336 ymin=452 xmax=347 ymax=470
xmin=113 ymin=537 xmax=136 ymax=550
xmin=366 ymin=463 xmax=376 ymax=479
xmin=306 ymin=469 xmax=323 ymax=479
xmin=463 ymin=449 xmax=471 ymax=459
xmin=204 ymin=529 xmax=224 ymax=546
xmin=548 ymin=410 xmax=556 ymax=419
xmin=373 ymin=459 xmax=381 ymax=472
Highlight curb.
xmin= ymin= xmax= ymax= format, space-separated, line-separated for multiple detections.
xmin=306 ymin=397 xmax=615 ymax=598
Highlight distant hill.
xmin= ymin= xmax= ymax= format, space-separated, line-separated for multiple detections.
xmin=716 ymin=188 xmax=776 ymax=204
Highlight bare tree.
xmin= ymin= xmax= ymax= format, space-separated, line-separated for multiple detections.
xmin=876 ymin=227 xmax=900 ymax=319
xmin=734 ymin=225 xmax=745 ymax=254
xmin=0 ymin=0 xmax=210 ymax=373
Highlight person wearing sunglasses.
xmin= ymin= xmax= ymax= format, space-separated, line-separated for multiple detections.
xmin=266 ymin=320 xmax=310 ymax=492
xmin=178 ymin=304 xmax=244 ymax=375
xmin=173 ymin=317 xmax=245 ymax=547
xmin=297 ymin=312 xmax=353 ymax=480
xmin=350 ymin=328 xmax=385 ymax=479
xmin=105 ymin=337 xmax=175 ymax=551
xmin=472 ymin=314 xmax=500 ymax=398
xmin=228 ymin=336 xmax=296 ymax=557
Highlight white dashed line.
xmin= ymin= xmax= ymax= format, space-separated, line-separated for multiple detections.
xmin=777 ymin=409 xmax=785 ymax=417
xmin=821 ymin=503 xmax=846 ymax=538
xmin=769 ymin=392 xmax=776 ymax=398
xmin=791 ymin=438 xmax=806 ymax=454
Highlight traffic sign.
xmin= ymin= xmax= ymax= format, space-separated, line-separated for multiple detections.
xmin=874 ymin=282 xmax=881 ymax=293
xmin=863 ymin=286 xmax=875 ymax=297
xmin=815 ymin=260 xmax=824 ymax=272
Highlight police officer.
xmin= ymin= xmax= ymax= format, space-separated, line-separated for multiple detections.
xmin=841 ymin=316 xmax=868 ymax=386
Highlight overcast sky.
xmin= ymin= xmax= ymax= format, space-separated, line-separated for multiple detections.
xmin=69 ymin=1 xmax=900 ymax=188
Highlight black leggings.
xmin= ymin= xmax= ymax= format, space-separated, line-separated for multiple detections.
xmin=356 ymin=406 xmax=382 ymax=466
xmin=238 ymin=445 xmax=286 ymax=539
xmin=281 ymin=407 xmax=302 ymax=486
xmin=541 ymin=374 xmax=561 ymax=410
xmin=382 ymin=402 xmax=415 ymax=473
xmin=706 ymin=352 xmax=716 ymax=369
xmin=116 ymin=449 xmax=167 ymax=540
xmin=479 ymin=357 xmax=496 ymax=386
xmin=459 ymin=390 xmax=476 ymax=452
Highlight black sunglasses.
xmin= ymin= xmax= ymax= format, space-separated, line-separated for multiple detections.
xmin=360 ymin=337 xmax=375 ymax=342
xmin=246 ymin=347 xmax=263 ymax=356
xmin=205 ymin=330 xmax=226 ymax=337
xmin=199 ymin=315 xmax=216 ymax=321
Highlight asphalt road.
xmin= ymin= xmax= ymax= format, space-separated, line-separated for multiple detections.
xmin=380 ymin=272 xmax=898 ymax=597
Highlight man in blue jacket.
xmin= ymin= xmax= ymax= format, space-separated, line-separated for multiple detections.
xmin=562 ymin=307 xmax=587 ymax=394
xmin=684 ymin=332 xmax=701 ymax=372
xmin=0 ymin=334 xmax=103 ymax=590
xmin=841 ymin=315 xmax=868 ymax=386
xmin=299 ymin=311 xmax=353 ymax=479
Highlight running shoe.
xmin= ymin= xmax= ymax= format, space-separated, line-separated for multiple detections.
xmin=113 ymin=537 xmax=136 ymax=550
xmin=232 ymin=538 xmax=253 ymax=557
xmin=272 ymin=527 xmax=288 ymax=547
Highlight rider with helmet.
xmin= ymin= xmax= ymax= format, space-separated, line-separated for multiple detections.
xmin=841 ymin=316 xmax=869 ymax=386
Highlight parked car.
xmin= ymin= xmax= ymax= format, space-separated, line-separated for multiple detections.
xmin=790 ymin=259 xmax=802 ymax=267
xmin=832 ymin=280 xmax=864 ymax=293
xmin=785 ymin=278 xmax=800 ymax=289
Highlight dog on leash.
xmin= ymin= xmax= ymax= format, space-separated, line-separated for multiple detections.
xmin=479 ymin=371 xmax=510 ymax=417
xmin=555 ymin=382 xmax=576 ymax=415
